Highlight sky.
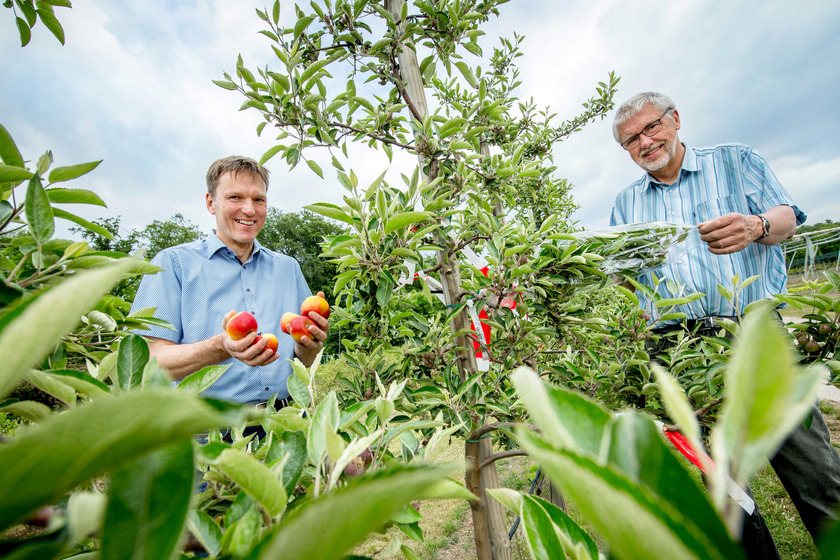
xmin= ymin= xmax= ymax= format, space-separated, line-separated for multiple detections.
xmin=3 ymin=1 xmax=840 ymax=241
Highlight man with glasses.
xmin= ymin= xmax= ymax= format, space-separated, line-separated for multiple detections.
xmin=609 ymin=92 xmax=840 ymax=559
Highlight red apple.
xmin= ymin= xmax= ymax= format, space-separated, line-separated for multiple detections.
xmin=255 ymin=333 xmax=279 ymax=356
xmin=287 ymin=315 xmax=315 ymax=343
xmin=280 ymin=312 xmax=299 ymax=334
xmin=300 ymin=295 xmax=330 ymax=320
xmin=226 ymin=311 xmax=258 ymax=340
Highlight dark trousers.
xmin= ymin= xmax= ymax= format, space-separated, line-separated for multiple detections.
xmin=648 ymin=318 xmax=840 ymax=559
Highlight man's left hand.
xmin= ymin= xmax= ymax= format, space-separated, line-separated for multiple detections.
xmin=293 ymin=292 xmax=330 ymax=364
xmin=697 ymin=212 xmax=761 ymax=255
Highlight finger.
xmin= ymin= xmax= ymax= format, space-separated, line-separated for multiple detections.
xmin=317 ymin=291 xmax=326 ymax=299
xmin=222 ymin=310 xmax=236 ymax=329
xmin=305 ymin=311 xmax=329 ymax=328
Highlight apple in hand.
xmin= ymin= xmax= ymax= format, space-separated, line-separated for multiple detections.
xmin=300 ymin=295 xmax=330 ymax=320
xmin=280 ymin=312 xmax=300 ymax=334
xmin=254 ymin=333 xmax=279 ymax=356
xmin=287 ymin=315 xmax=315 ymax=343
xmin=226 ymin=311 xmax=258 ymax=340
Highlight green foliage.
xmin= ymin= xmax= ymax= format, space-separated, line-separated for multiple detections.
xmin=3 ymin=0 xmax=71 ymax=47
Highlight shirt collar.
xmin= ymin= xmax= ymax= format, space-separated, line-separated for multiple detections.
xmin=205 ymin=230 xmax=263 ymax=261
xmin=640 ymin=143 xmax=698 ymax=191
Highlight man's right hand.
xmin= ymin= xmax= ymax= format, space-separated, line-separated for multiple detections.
xmin=221 ymin=310 xmax=280 ymax=367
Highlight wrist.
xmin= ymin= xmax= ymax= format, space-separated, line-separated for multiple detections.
xmin=755 ymin=214 xmax=770 ymax=242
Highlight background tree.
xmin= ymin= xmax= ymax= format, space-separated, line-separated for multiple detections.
xmin=257 ymin=208 xmax=343 ymax=302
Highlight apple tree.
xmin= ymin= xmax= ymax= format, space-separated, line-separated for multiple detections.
xmin=221 ymin=0 xmax=619 ymax=556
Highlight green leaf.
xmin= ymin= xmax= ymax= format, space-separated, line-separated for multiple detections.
xmin=259 ymin=144 xmax=284 ymax=166
xmin=304 ymin=202 xmax=355 ymax=225
xmin=35 ymin=5 xmax=66 ymax=44
xmin=713 ymin=305 xmax=827 ymax=488
xmin=215 ymin=447 xmax=288 ymax=517
xmin=45 ymin=187 xmax=107 ymax=206
xmin=286 ymin=370 xmax=310 ymax=408
xmin=43 ymin=368 xmax=110 ymax=399
xmin=0 ymin=258 xmax=139 ymax=398
xmin=25 ymin=174 xmax=54 ymax=243
xmin=52 ymin=208 xmax=115 ymax=241
xmin=47 ymin=160 xmax=100 ymax=184
xmin=36 ymin=150 xmax=53 ymax=175
xmin=454 ymin=61 xmax=477 ymax=88
xmin=510 ymin=367 xmax=611 ymax=455
xmin=307 ymin=159 xmax=324 ymax=178
xmin=266 ymin=430 xmax=307 ymax=495
xmin=16 ymin=16 xmax=32 ymax=46
xmin=0 ymin=124 xmax=25 ymax=167
xmin=251 ymin=464 xmax=467 ymax=560
xmin=0 ymin=164 xmax=33 ymax=182
xmin=0 ymin=399 xmax=52 ymax=421
xmin=23 ymin=369 xmax=77 ymax=408
xmin=177 ymin=364 xmax=229 ymax=394
xmin=384 ymin=211 xmax=430 ymax=234
xmin=518 ymin=428 xmax=742 ymax=560
xmin=213 ymin=79 xmax=239 ymax=90
xmin=101 ymin=440 xmax=194 ymax=560
xmin=0 ymin=389 xmax=242 ymax=531
xmin=187 ymin=510 xmax=223 ymax=558
xmin=117 ymin=333 xmax=150 ymax=391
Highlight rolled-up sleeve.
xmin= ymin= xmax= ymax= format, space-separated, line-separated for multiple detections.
xmin=742 ymin=146 xmax=807 ymax=225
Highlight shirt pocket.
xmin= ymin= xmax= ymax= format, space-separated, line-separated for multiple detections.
xmin=694 ymin=194 xmax=742 ymax=223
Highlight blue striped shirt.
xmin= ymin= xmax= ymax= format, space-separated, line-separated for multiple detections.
xmin=130 ymin=231 xmax=312 ymax=405
xmin=610 ymin=143 xmax=806 ymax=322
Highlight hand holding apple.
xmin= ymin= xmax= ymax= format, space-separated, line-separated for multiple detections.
xmin=221 ymin=310 xmax=280 ymax=366
xmin=300 ymin=295 xmax=331 ymax=320
xmin=226 ymin=311 xmax=258 ymax=340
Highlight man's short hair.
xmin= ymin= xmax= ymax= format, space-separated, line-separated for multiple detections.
xmin=206 ymin=156 xmax=270 ymax=197
xmin=612 ymin=92 xmax=676 ymax=143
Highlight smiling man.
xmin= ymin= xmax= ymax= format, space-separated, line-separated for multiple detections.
xmin=609 ymin=92 xmax=840 ymax=559
xmin=129 ymin=156 xmax=329 ymax=414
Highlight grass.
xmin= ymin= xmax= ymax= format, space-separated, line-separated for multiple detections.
xmin=752 ymin=463 xmax=820 ymax=560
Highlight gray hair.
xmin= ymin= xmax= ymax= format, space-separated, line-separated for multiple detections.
xmin=206 ymin=156 xmax=270 ymax=197
xmin=612 ymin=92 xmax=676 ymax=143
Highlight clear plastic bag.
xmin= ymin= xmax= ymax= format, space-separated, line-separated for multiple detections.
xmin=570 ymin=221 xmax=701 ymax=277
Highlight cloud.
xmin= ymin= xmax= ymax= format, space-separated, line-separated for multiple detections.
xmin=2 ymin=0 xmax=838 ymax=241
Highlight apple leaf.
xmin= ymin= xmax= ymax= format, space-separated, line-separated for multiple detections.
xmin=117 ymin=333 xmax=150 ymax=391
xmin=45 ymin=187 xmax=107 ymax=206
xmin=251 ymin=464 xmax=467 ymax=560
xmin=0 ymin=124 xmax=25 ymax=167
xmin=25 ymin=174 xmax=54 ymax=243
xmin=0 ymin=258 xmax=140 ymax=398
xmin=266 ymin=430 xmax=307 ymax=495
xmin=187 ymin=510 xmax=223 ymax=558
xmin=214 ymin=447 xmax=288 ymax=517
xmin=0 ymin=164 xmax=33 ymax=182
xmin=0 ymin=389 xmax=243 ymax=531
xmin=177 ymin=364 xmax=230 ymax=394
xmin=304 ymin=202 xmax=355 ymax=226
xmin=101 ymin=440 xmax=194 ymax=560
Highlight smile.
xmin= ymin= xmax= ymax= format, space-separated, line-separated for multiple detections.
xmin=235 ymin=219 xmax=256 ymax=226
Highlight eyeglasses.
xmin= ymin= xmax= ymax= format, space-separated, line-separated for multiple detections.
xmin=620 ymin=108 xmax=673 ymax=150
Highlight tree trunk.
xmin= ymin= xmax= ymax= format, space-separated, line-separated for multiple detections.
xmin=384 ymin=3 xmax=510 ymax=557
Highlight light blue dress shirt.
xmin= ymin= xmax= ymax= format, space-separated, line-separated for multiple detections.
xmin=130 ymin=231 xmax=312 ymax=404
xmin=610 ymin=143 xmax=806 ymax=322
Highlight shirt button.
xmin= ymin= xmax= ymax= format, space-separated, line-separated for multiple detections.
xmin=265 ymin=387 xmax=269 ymax=391
xmin=246 ymin=288 xmax=251 ymax=292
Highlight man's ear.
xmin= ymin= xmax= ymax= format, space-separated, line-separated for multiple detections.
xmin=206 ymin=192 xmax=216 ymax=215
xmin=672 ymin=109 xmax=681 ymax=130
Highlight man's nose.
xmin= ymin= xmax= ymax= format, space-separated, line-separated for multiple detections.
xmin=638 ymin=133 xmax=656 ymax=150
